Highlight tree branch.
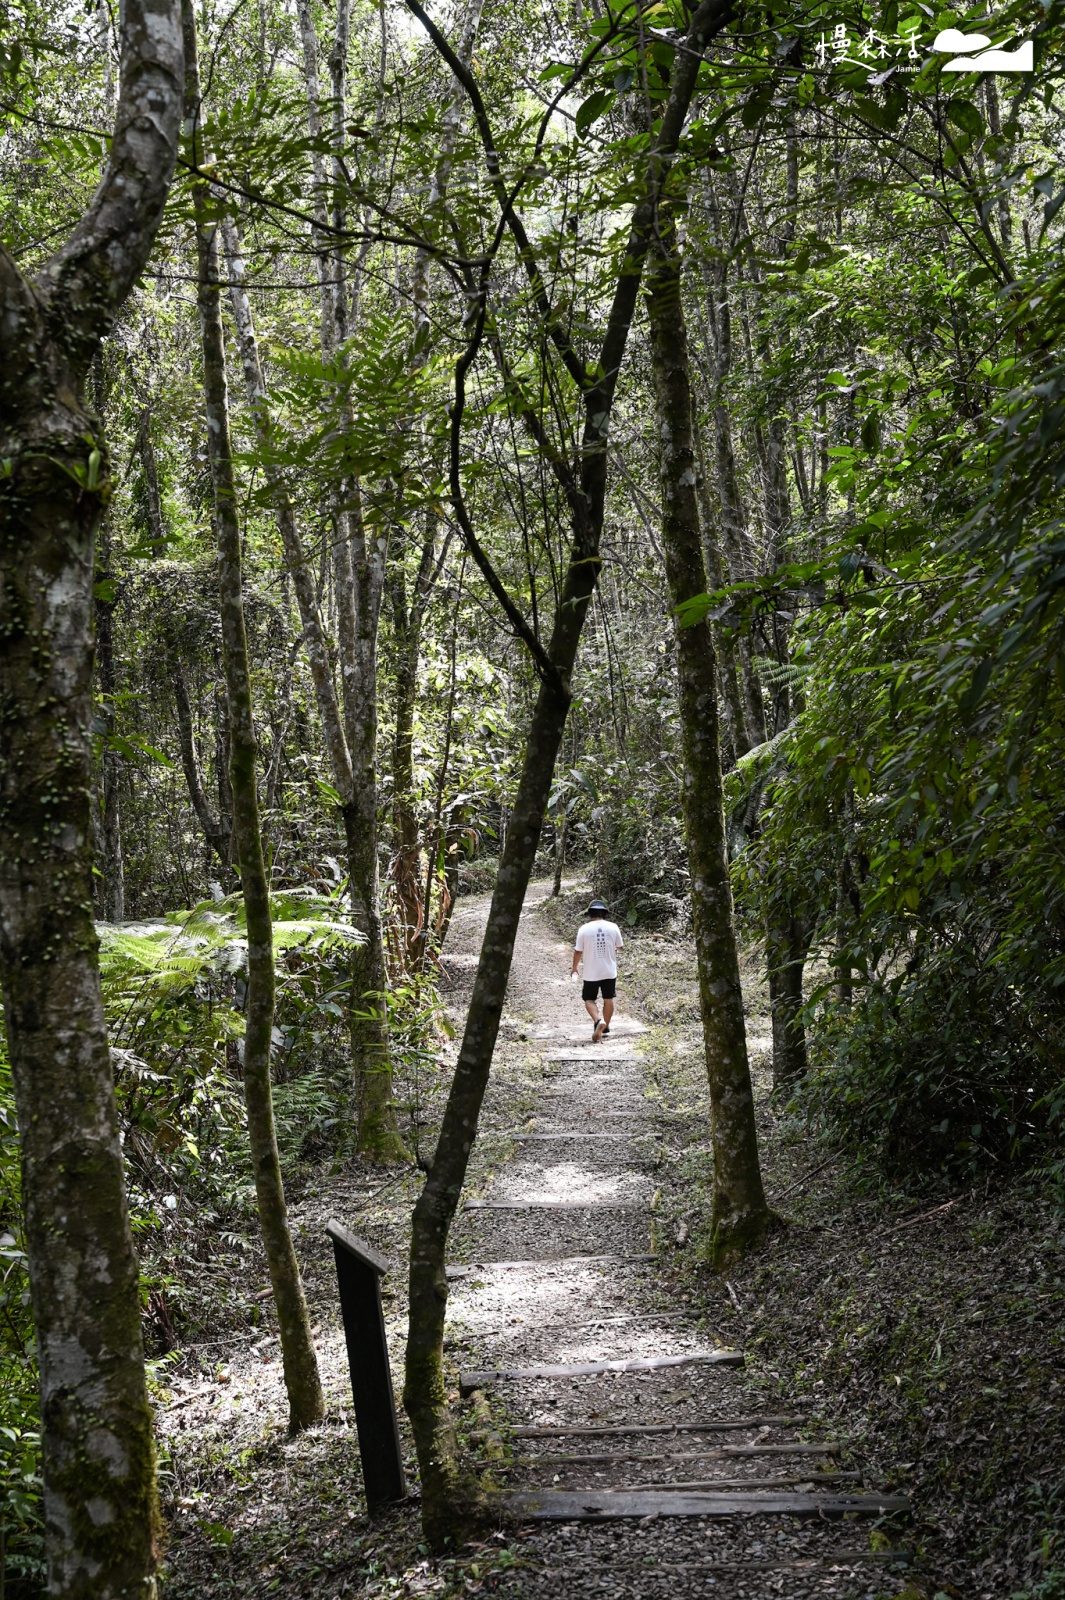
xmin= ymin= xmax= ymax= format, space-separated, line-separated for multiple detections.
xmin=34 ymin=0 xmax=184 ymax=376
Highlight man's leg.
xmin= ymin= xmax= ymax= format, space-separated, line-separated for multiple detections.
xmin=602 ymin=997 xmax=614 ymax=1030
xmin=584 ymin=998 xmax=600 ymax=1025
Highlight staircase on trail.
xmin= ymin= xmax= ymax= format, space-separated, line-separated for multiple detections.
xmin=444 ymin=892 xmax=912 ymax=1590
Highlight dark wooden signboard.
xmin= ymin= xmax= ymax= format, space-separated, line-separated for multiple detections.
xmin=326 ymin=1219 xmax=406 ymax=1510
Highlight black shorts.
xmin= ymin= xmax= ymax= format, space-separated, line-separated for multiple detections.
xmin=582 ymin=978 xmax=616 ymax=1001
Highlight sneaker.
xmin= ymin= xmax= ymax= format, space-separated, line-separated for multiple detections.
xmin=593 ymin=1018 xmax=606 ymax=1043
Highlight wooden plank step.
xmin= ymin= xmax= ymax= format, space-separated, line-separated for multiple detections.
xmin=544 ymin=1051 xmax=637 ymax=1062
xmin=462 ymin=1199 xmax=640 ymax=1212
xmin=460 ymin=1350 xmax=742 ymax=1395
xmin=624 ymin=1472 xmax=858 ymax=1491
xmin=498 ymin=1488 xmax=910 ymax=1520
xmin=502 ymin=1416 xmax=800 ymax=1439
xmin=459 ymin=1312 xmax=687 ymax=1342
xmin=512 ymin=1132 xmax=638 ymax=1142
xmin=446 ymin=1253 xmax=655 ymax=1279
xmin=501 ymin=1470 xmax=859 ymax=1490
xmin=506 ymin=1443 xmax=839 ymax=1466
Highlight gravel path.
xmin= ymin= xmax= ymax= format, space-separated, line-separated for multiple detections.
xmin=446 ymin=886 xmax=914 ymax=1597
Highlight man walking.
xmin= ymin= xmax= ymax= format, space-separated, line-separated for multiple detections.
xmin=571 ymin=898 xmax=624 ymax=1043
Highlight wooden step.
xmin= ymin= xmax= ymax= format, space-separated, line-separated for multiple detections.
xmin=505 ymin=1442 xmax=839 ymax=1466
xmin=498 ymin=1487 xmax=910 ymax=1520
xmin=462 ymin=1199 xmax=641 ymax=1212
xmin=544 ymin=1051 xmax=638 ymax=1062
xmin=446 ymin=1252 xmax=655 ymax=1279
xmin=501 ymin=1469 xmax=859 ymax=1491
xmin=501 ymin=1416 xmax=800 ymax=1440
xmin=460 ymin=1349 xmax=743 ymax=1395
xmin=512 ymin=1132 xmax=642 ymax=1142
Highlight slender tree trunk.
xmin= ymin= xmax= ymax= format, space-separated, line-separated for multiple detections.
xmin=646 ymin=218 xmax=771 ymax=1268
xmin=220 ymin=213 xmax=406 ymax=1160
xmin=173 ymin=665 xmax=235 ymax=880
xmin=0 ymin=0 xmax=183 ymax=1589
xmin=552 ymin=814 xmax=567 ymax=896
xmin=399 ymin=0 xmax=737 ymax=1540
xmin=295 ymin=0 xmax=401 ymax=1153
xmin=766 ymin=913 xmax=808 ymax=1091
xmin=390 ymin=0 xmax=485 ymax=967
xmin=184 ymin=0 xmax=325 ymax=1432
xmin=390 ymin=564 xmax=426 ymax=962
xmin=139 ymin=406 xmax=168 ymax=554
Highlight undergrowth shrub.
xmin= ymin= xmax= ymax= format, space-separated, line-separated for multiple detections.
xmin=799 ymin=952 xmax=1065 ymax=1180
xmin=595 ymin=767 xmax=687 ymax=926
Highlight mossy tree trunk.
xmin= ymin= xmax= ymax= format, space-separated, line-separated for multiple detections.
xmin=184 ymin=0 xmax=325 ymax=1433
xmin=220 ymin=212 xmax=407 ymax=1162
xmin=398 ymin=0 xmax=737 ymax=1543
xmin=0 ymin=0 xmax=183 ymax=1591
xmin=293 ymin=0 xmax=404 ymax=1157
xmin=766 ymin=912 xmax=810 ymax=1091
xmin=646 ymin=214 xmax=772 ymax=1270
xmin=95 ymin=516 xmax=125 ymax=922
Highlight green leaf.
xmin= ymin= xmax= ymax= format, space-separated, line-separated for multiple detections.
xmin=575 ymin=88 xmax=614 ymax=135
xmin=861 ymin=412 xmax=881 ymax=455
xmin=945 ymin=98 xmax=984 ymax=138
xmin=740 ymin=86 xmax=773 ymax=129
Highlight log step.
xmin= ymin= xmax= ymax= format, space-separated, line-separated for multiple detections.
xmin=459 ymin=1349 xmax=743 ymax=1395
xmin=543 ymin=1052 xmax=637 ymax=1062
xmin=512 ymin=1132 xmax=643 ymax=1142
xmin=462 ymin=1199 xmax=640 ymax=1212
xmin=446 ymin=1252 xmax=655 ymax=1279
xmin=500 ymin=1416 xmax=801 ymax=1440
xmin=498 ymin=1488 xmax=910 ymax=1520
xmin=507 ymin=1442 xmax=839 ymax=1466
xmin=501 ymin=1470 xmax=859 ymax=1490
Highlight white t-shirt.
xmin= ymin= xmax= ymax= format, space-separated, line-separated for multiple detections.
xmin=574 ymin=919 xmax=624 ymax=982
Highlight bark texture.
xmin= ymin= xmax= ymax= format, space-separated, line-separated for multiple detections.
xmin=184 ymin=0 xmax=325 ymax=1433
xmin=645 ymin=220 xmax=771 ymax=1269
xmin=398 ymin=0 xmax=737 ymax=1543
xmin=95 ymin=521 xmax=125 ymax=921
xmin=220 ymin=213 xmax=405 ymax=1162
xmin=766 ymin=912 xmax=809 ymax=1091
xmin=0 ymin=0 xmax=183 ymax=1592
xmin=293 ymin=0 xmax=404 ymax=1156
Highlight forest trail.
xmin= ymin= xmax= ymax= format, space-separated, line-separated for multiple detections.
xmin=442 ymin=884 xmax=912 ymax=1597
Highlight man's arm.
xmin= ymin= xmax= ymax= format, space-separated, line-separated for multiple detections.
xmin=571 ymin=931 xmax=582 ymax=975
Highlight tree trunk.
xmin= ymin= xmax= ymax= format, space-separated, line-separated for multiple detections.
xmin=184 ymin=0 xmax=325 ymax=1433
xmin=95 ymin=520 xmax=125 ymax=921
xmin=220 ymin=212 xmax=407 ymax=1161
xmin=766 ymin=912 xmax=808 ymax=1091
xmin=390 ymin=563 xmax=426 ymax=963
xmin=552 ymin=814 xmax=567 ymax=896
xmin=173 ymin=664 xmax=235 ymax=881
xmin=646 ymin=216 xmax=771 ymax=1269
xmin=139 ymin=406 xmax=168 ymax=554
xmin=294 ymin=0 xmax=402 ymax=1156
xmin=389 ymin=0 xmax=484 ymax=967
xmin=0 ymin=0 xmax=183 ymax=1589
xmin=399 ymin=0 xmax=738 ymax=1541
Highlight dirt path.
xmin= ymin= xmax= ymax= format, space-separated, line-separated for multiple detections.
xmin=442 ymin=885 xmax=913 ymax=1598
xmin=156 ymin=884 xmax=918 ymax=1599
